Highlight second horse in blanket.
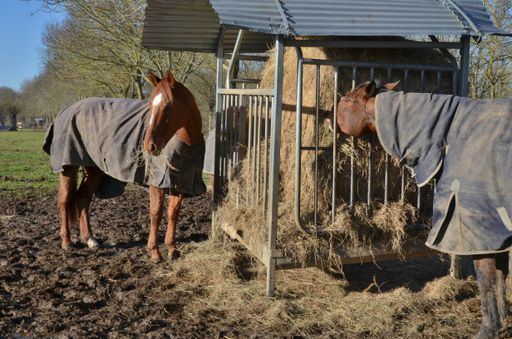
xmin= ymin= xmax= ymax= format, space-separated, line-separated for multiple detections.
xmin=43 ymin=72 xmax=206 ymax=262
xmin=336 ymin=80 xmax=512 ymax=339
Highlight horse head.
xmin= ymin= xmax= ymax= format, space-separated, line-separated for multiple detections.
xmin=336 ymin=80 xmax=399 ymax=137
xmin=144 ymin=71 xmax=180 ymax=155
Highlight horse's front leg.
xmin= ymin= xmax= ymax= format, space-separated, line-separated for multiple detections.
xmin=165 ymin=193 xmax=183 ymax=260
xmin=59 ymin=166 xmax=78 ymax=250
xmin=473 ymin=254 xmax=501 ymax=339
xmin=148 ymin=186 xmax=165 ymax=262
xmin=76 ymin=166 xmax=103 ymax=248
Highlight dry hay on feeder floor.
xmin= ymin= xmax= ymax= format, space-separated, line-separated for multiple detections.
xmin=156 ymin=240 xmax=509 ymax=338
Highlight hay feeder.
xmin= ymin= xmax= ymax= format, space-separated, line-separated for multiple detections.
xmin=142 ymin=0 xmax=510 ymax=296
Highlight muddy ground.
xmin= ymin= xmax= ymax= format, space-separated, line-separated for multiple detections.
xmin=1 ymin=186 xmax=511 ymax=338
xmin=0 ymin=186 xmax=212 ymax=337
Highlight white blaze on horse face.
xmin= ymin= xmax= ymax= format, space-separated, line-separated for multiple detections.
xmin=152 ymin=92 xmax=163 ymax=107
xmin=149 ymin=92 xmax=163 ymax=127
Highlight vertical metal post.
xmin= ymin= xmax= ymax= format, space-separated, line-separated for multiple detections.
xmin=266 ymin=35 xmax=284 ymax=297
xmin=212 ymin=27 xmax=224 ymax=216
xmin=314 ymin=65 xmax=320 ymax=226
xmin=331 ymin=67 xmax=338 ymax=223
xmin=263 ymin=96 xmax=270 ymax=208
xmin=459 ymin=35 xmax=470 ymax=97
xmin=294 ymin=47 xmax=304 ymax=231
xmin=349 ymin=67 xmax=357 ymax=210
xmin=256 ymin=96 xmax=263 ymax=201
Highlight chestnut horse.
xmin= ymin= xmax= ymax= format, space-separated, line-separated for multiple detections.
xmin=45 ymin=71 xmax=204 ymax=263
xmin=336 ymin=81 xmax=510 ymax=338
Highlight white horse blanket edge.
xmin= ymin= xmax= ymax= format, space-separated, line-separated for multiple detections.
xmin=375 ymin=91 xmax=512 ymax=255
xmin=43 ymin=97 xmax=206 ymax=198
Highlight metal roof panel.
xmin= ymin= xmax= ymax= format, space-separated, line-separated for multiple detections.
xmin=142 ymin=0 xmax=511 ymax=52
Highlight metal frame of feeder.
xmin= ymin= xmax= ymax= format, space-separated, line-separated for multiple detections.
xmin=213 ymin=31 xmax=471 ymax=297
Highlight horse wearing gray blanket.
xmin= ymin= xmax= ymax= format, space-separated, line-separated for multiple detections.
xmin=43 ymin=72 xmax=206 ymax=262
xmin=336 ymin=80 xmax=511 ymax=338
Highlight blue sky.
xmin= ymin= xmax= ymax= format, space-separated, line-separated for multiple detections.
xmin=0 ymin=0 xmax=65 ymax=91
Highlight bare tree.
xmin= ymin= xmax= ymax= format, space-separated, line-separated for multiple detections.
xmin=470 ymin=0 xmax=512 ymax=99
xmin=0 ymin=87 xmax=20 ymax=130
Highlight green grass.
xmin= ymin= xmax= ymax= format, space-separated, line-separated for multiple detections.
xmin=0 ymin=130 xmax=58 ymax=193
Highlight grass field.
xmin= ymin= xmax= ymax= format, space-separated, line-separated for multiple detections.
xmin=0 ymin=130 xmax=58 ymax=192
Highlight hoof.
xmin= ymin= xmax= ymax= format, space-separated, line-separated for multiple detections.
xmin=168 ymin=248 xmax=181 ymax=260
xmin=61 ymin=242 xmax=73 ymax=250
xmin=85 ymin=237 xmax=99 ymax=249
xmin=150 ymin=254 xmax=163 ymax=263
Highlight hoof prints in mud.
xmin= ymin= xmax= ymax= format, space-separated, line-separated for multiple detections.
xmin=0 ymin=187 xmax=212 ymax=337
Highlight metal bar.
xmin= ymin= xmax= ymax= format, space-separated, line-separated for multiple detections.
xmin=401 ymin=166 xmax=406 ymax=201
xmin=218 ymin=88 xmax=275 ymax=96
xmin=436 ymin=71 xmax=442 ymax=92
xmin=459 ymin=35 xmax=471 ymax=97
xmin=263 ymin=95 xmax=270 ymax=208
xmin=251 ymin=96 xmax=258 ymax=200
xmin=285 ymin=39 xmax=463 ymax=50
xmin=331 ymin=67 xmax=338 ymax=223
xmin=213 ymin=27 xmax=225 ymax=208
xmin=314 ymin=65 xmax=320 ymax=227
xmin=420 ymin=70 xmax=426 ymax=92
xmin=384 ymin=153 xmax=389 ymax=204
xmin=417 ymin=186 xmax=421 ymax=210
xmin=224 ymin=54 xmax=269 ymax=62
xmin=384 ymin=67 xmax=391 ymax=205
xmin=451 ymin=70 xmax=458 ymax=94
xmin=247 ymin=95 xmax=254 ymax=199
xmin=302 ymin=59 xmax=456 ymax=72
xmin=367 ymin=140 xmax=372 ymax=206
xmin=443 ymin=0 xmax=482 ymax=37
xmin=266 ymin=35 xmax=284 ymax=297
xmin=221 ymin=96 xmax=227 ymax=187
xmin=227 ymin=96 xmax=234 ymax=178
xmin=349 ymin=68 xmax=356 ymax=210
xmin=225 ymin=30 xmax=245 ymax=89
xmin=301 ymin=146 xmax=332 ymax=151
xmin=293 ymin=47 xmax=309 ymax=234
xmin=256 ymin=95 xmax=263 ymax=201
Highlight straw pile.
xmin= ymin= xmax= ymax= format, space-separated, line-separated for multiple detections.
xmin=216 ymin=38 xmax=453 ymax=268
xmin=155 ymin=241 xmax=495 ymax=338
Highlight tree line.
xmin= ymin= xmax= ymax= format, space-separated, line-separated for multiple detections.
xmin=0 ymin=0 xmax=510 ymax=130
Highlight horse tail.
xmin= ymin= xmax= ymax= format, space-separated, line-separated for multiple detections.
xmin=42 ymin=123 xmax=54 ymax=155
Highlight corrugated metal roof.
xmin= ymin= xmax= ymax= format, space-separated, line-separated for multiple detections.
xmin=142 ymin=0 xmax=511 ymax=52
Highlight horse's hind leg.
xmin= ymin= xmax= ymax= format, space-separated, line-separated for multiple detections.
xmin=474 ymin=254 xmax=501 ymax=339
xmin=495 ymin=252 xmax=509 ymax=325
xmin=59 ymin=165 xmax=78 ymax=250
xmin=165 ymin=193 xmax=183 ymax=260
xmin=76 ymin=166 xmax=104 ymax=248
xmin=148 ymin=186 xmax=165 ymax=263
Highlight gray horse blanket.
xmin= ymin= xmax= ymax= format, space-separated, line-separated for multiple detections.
xmin=376 ymin=91 xmax=512 ymax=255
xmin=43 ymin=97 xmax=206 ymax=198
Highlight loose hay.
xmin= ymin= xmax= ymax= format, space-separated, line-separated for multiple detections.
xmin=216 ymin=38 xmax=452 ymax=268
xmin=159 ymin=241 xmax=494 ymax=338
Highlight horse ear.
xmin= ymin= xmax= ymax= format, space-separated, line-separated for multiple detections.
xmin=164 ymin=72 xmax=176 ymax=86
xmin=148 ymin=72 xmax=161 ymax=87
xmin=361 ymin=80 xmax=378 ymax=97
xmin=384 ymin=81 xmax=400 ymax=91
